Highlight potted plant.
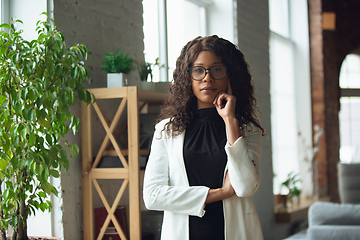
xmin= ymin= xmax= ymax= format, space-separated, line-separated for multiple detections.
xmin=138 ymin=60 xmax=154 ymax=91
xmin=273 ymin=172 xmax=288 ymax=210
xmin=100 ymin=48 xmax=135 ymax=88
xmin=138 ymin=60 xmax=153 ymax=82
xmin=281 ymin=172 xmax=302 ymax=206
xmin=137 ymin=57 xmax=169 ymax=92
xmin=0 ymin=14 xmax=93 ymax=239
xmin=290 ymin=186 xmax=302 ymax=205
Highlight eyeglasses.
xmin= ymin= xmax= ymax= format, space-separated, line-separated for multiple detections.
xmin=188 ymin=65 xmax=227 ymax=81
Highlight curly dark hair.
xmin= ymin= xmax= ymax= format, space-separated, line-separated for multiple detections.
xmin=158 ymin=35 xmax=264 ymax=136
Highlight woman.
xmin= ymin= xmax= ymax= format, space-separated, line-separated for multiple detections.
xmin=143 ymin=35 xmax=264 ymax=240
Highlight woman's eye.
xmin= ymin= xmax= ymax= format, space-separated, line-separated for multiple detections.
xmin=194 ymin=68 xmax=204 ymax=73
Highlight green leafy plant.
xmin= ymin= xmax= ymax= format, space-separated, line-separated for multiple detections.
xmin=100 ymin=48 xmax=135 ymax=74
xmin=281 ymin=172 xmax=302 ymax=197
xmin=0 ymin=14 xmax=94 ymax=239
xmin=137 ymin=57 xmax=165 ymax=82
xmin=291 ymin=186 xmax=302 ymax=197
xmin=138 ymin=60 xmax=152 ymax=81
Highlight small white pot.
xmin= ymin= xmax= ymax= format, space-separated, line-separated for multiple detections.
xmin=292 ymin=195 xmax=301 ymax=205
xmin=107 ymin=73 xmax=127 ymax=88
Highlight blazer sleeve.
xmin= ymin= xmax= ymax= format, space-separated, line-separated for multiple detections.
xmin=143 ymin=120 xmax=209 ymax=217
xmin=225 ymin=123 xmax=262 ymax=197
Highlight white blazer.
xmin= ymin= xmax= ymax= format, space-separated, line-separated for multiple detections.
xmin=143 ymin=118 xmax=264 ymax=240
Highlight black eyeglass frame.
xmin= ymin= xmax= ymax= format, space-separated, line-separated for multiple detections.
xmin=187 ymin=65 xmax=228 ymax=81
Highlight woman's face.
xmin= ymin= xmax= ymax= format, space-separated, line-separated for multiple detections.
xmin=190 ymin=51 xmax=229 ymax=109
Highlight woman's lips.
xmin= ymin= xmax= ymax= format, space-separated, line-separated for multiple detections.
xmin=201 ymin=87 xmax=216 ymax=93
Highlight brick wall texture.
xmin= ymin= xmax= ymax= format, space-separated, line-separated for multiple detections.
xmin=309 ymin=0 xmax=360 ymax=202
xmin=309 ymin=0 xmax=328 ymax=199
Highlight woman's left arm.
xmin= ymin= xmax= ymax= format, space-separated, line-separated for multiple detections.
xmin=214 ymin=90 xmax=262 ymax=198
xmin=225 ymin=125 xmax=261 ymax=197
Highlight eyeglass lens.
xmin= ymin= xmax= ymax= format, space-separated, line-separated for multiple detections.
xmin=190 ymin=66 xmax=226 ymax=81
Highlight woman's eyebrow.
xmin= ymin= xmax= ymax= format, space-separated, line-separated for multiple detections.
xmin=193 ymin=62 xmax=223 ymax=65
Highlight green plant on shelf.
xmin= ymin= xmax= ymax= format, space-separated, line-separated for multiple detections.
xmin=137 ymin=57 xmax=165 ymax=82
xmin=281 ymin=171 xmax=302 ymax=197
xmin=138 ymin=60 xmax=152 ymax=81
xmin=100 ymin=48 xmax=135 ymax=74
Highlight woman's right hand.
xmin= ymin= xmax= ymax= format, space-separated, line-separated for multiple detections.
xmin=222 ymin=172 xmax=235 ymax=198
xmin=205 ymin=172 xmax=235 ymax=204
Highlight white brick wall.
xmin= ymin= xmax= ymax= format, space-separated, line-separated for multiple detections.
xmin=54 ymin=0 xmax=144 ymax=239
xmin=54 ymin=0 xmax=144 ymax=89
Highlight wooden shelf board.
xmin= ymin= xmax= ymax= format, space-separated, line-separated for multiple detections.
xmin=91 ymin=167 xmax=129 ymax=180
xmin=86 ymin=87 xmax=166 ymax=104
xmin=138 ymin=89 xmax=166 ymax=103
xmin=274 ymin=197 xmax=330 ymax=223
xmin=104 ymin=149 xmax=148 ymax=157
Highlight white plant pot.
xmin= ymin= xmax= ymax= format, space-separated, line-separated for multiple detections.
xmin=140 ymin=81 xmax=155 ymax=91
xmin=107 ymin=73 xmax=127 ymax=88
xmin=292 ymin=195 xmax=300 ymax=205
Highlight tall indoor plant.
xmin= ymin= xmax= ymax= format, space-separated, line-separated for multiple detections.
xmin=0 ymin=14 xmax=93 ymax=239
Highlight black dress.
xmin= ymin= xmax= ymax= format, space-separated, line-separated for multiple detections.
xmin=183 ymin=107 xmax=227 ymax=240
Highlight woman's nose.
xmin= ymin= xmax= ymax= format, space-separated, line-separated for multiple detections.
xmin=203 ymin=70 xmax=213 ymax=82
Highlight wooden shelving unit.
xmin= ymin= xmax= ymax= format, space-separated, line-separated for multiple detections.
xmin=81 ymin=86 xmax=165 ymax=240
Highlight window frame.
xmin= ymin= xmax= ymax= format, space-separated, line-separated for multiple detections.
xmin=269 ymin=0 xmax=313 ymax=196
xmin=339 ymin=53 xmax=360 ymax=163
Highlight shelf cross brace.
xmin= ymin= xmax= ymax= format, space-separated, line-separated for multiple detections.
xmin=92 ymin=99 xmax=129 ymax=169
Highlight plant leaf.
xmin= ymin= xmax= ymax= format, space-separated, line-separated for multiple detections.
xmin=49 ymin=169 xmax=60 ymax=178
xmin=0 ymin=23 xmax=10 ymax=28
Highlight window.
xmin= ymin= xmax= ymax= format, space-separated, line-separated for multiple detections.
xmin=143 ymin=0 xmax=236 ymax=82
xmin=269 ymin=0 xmax=312 ymax=195
xmin=167 ymin=1 xmax=203 ymax=78
xmin=143 ymin=0 xmax=209 ymax=82
xmin=143 ymin=0 xmax=160 ymax=81
xmin=1 ymin=0 xmax=9 ymax=31
xmin=270 ymin=32 xmax=298 ymax=194
xmin=339 ymin=54 xmax=360 ymax=163
xmin=269 ymin=0 xmax=289 ymax=38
